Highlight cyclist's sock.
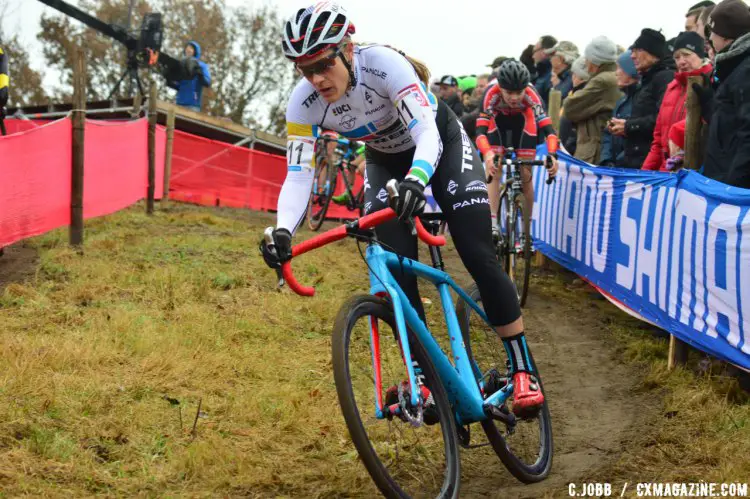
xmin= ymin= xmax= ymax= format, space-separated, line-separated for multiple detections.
xmin=501 ymin=332 xmax=535 ymax=374
xmin=491 ymin=213 xmax=498 ymax=227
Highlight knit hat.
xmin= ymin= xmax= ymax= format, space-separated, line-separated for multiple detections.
xmin=669 ymin=119 xmax=687 ymax=150
xmin=584 ymin=36 xmax=618 ymax=65
xmin=708 ymin=0 xmax=750 ymax=39
xmin=571 ymin=56 xmax=591 ymax=80
xmin=631 ymin=28 xmax=668 ymax=58
xmin=545 ymin=41 xmax=580 ymax=64
xmin=458 ymin=75 xmax=477 ymax=92
xmin=672 ymin=31 xmax=707 ymax=58
xmin=617 ymin=50 xmax=639 ymax=78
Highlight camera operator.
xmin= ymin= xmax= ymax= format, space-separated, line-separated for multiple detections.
xmin=166 ymin=41 xmax=211 ymax=113
xmin=0 ymin=43 xmax=8 ymax=136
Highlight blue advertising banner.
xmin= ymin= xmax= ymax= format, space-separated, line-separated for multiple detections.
xmin=530 ymin=148 xmax=750 ymax=370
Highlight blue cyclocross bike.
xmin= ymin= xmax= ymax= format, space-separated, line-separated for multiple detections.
xmin=265 ymin=181 xmax=552 ymax=498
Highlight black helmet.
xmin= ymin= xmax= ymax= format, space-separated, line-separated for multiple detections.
xmin=495 ymin=59 xmax=530 ymax=91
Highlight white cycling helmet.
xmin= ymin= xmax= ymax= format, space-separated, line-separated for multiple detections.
xmin=282 ymin=2 xmax=355 ymax=61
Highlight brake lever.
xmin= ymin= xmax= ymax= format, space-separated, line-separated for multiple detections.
xmin=545 ymin=155 xmax=557 ymax=185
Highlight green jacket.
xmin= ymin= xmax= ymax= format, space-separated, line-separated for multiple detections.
xmin=563 ymin=62 xmax=622 ymax=164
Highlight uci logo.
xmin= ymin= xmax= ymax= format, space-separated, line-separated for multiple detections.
xmin=339 ymin=114 xmax=356 ymax=130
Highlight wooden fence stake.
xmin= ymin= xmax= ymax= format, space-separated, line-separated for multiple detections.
xmin=70 ymin=48 xmax=86 ymax=248
xmin=548 ymin=89 xmax=562 ymax=132
xmin=161 ymin=108 xmax=176 ymax=206
xmin=131 ymin=93 xmax=142 ymax=119
xmin=147 ymin=78 xmax=157 ymax=215
xmin=535 ymin=89 xmax=562 ymax=268
xmin=684 ymin=75 xmax=705 ymax=171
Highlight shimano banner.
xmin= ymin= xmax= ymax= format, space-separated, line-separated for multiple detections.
xmin=530 ymin=148 xmax=750 ymax=370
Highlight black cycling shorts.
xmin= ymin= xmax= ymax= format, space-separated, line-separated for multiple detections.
xmin=363 ymin=100 xmax=522 ymax=327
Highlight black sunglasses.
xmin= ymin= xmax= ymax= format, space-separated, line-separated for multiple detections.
xmin=296 ymin=47 xmax=342 ymax=78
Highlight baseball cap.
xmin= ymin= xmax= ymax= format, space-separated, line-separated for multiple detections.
xmin=439 ymin=75 xmax=458 ymax=86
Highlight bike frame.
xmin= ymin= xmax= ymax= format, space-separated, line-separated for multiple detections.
xmin=365 ymin=243 xmax=513 ymax=427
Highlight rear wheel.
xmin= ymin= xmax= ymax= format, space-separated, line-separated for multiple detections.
xmin=455 ymin=284 xmax=553 ymax=483
xmin=307 ymin=156 xmax=337 ymax=231
xmin=332 ymin=295 xmax=460 ymax=498
xmin=509 ymin=194 xmax=532 ymax=307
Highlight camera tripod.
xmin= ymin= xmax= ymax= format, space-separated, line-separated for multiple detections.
xmin=107 ymin=52 xmax=146 ymax=100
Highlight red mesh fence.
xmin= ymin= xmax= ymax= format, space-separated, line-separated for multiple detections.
xmin=169 ymin=130 xmax=363 ymax=219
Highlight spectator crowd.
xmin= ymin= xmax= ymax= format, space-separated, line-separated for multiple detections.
xmin=432 ymin=0 xmax=750 ymax=189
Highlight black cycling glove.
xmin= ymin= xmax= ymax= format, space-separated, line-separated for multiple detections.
xmin=390 ymin=179 xmax=426 ymax=221
xmin=259 ymin=228 xmax=292 ymax=269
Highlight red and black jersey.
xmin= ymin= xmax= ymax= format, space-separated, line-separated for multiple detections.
xmin=475 ymin=81 xmax=554 ymax=155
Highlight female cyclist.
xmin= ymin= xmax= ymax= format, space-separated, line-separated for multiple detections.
xmin=260 ymin=1 xmax=554 ymax=416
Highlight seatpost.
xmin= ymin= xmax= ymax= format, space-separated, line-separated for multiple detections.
xmin=425 ymin=220 xmax=445 ymax=270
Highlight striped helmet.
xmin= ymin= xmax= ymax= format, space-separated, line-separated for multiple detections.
xmin=282 ymin=2 xmax=355 ymax=61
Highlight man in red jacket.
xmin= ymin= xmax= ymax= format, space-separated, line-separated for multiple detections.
xmin=642 ymin=31 xmax=713 ymax=171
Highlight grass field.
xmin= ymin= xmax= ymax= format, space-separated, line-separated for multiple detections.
xmin=0 ymin=203 xmax=747 ymax=497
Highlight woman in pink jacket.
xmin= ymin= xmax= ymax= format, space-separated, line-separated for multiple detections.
xmin=642 ymin=31 xmax=712 ymax=171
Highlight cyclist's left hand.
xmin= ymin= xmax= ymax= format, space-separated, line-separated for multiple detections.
xmin=390 ymin=179 xmax=426 ymax=221
xmin=259 ymin=228 xmax=292 ymax=269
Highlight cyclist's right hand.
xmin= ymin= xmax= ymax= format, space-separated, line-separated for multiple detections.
xmin=259 ymin=228 xmax=292 ymax=269
xmin=484 ymin=150 xmax=498 ymax=178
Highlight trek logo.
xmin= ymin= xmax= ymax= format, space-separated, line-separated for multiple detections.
xmin=361 ymin=66 xmax=387 ymax=79
xmin=465 ymin=180 xmax=487 ymax=193
xmin=447 ymin=180 xmax=458 ymax=195
xmin=365 ymin=104 xmax=386 ymax=116
xmin=332 ymin=104 xmax=352 ymax=116
xmin=365 ymin=90 xmax=373 ymax=104
xmin=302 ymin=91 xmax=320 ymax=109
xmin=340 ymin=114 xmax=357 ymax=130
xmin=452 ymin=197 xmax=489 ymax=210
xmin=376 ymin=188 xmax=389 ymax=203
xmin=459 ymin=121 xmax=474 ymax=172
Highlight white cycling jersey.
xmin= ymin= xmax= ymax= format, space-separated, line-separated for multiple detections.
xmin=277 ymin=44 xmax=442 ymax=233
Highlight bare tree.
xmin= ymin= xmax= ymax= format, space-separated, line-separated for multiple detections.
xmin=36 ymin=0 xmax=294 ymax=132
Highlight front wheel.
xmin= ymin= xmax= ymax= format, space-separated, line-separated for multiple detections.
xmin=455 ymin=284 xmax=553 ymax=483
xmin=332 ymin=295 xmax=460 ymax=498
xmin=509 ymin=193 xmax=532 ymax=307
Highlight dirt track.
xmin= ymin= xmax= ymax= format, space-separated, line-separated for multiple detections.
xmin=0 ymin=212 xmax=658 ymax=498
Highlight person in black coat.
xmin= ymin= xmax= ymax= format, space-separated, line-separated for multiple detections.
xmin=700 ymin=0 xmax=750 ymax=188
xmin=611 ymin=29 xmax=675 ymax=168
xmin=438 ymin=75 xmax=464 ymax=118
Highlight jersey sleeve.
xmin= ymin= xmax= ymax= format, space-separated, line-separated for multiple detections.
xmin=277 ymin=83 xmax=320 ymax=234
xmin=475 ymin=83 xmax=499 ymax=155
xmin=526 ymin=85 xmax=555 ymax=137
xmin=379 ymin=49 xmax=442 ymax=187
